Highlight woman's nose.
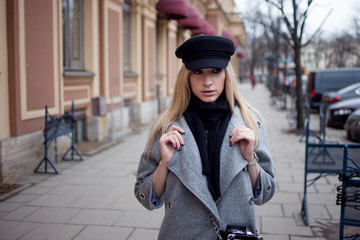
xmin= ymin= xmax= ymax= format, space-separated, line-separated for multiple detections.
xmin=203 ymin=76 xmax=212 ymax=86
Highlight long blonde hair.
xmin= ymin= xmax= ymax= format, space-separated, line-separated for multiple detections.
xmin=146 ymin=64 xmax=261 ymax=159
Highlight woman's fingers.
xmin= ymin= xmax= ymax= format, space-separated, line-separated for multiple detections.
xmin=169 ymin=125 xmax=185 ymax=135
xmin=229 ymin=125 xmax=256 ymax=161
xmin=161 ymin=126 xmax=185 ymax=150
xmin=170 ymin=125 xmax=184 ymax=131
xmin=169 ymin=126 xmax=185 ymax=146
xmin=169 ymin=134 xmax=181 ymax=150
xmin=173 ymin=130 xmax=184 ymax=146
xmin=229 ymin=125 xmax=255 ymax=146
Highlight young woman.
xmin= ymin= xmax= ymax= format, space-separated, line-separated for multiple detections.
xmin=134 ymin=35 xmax=275 ymax=239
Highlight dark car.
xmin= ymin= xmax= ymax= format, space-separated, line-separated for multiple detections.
xmin=327 ymin=97 xmax=360 ymax=128
xmin=345 ymin=108 xmax=360 ymax=142
xmin=323 ymin=82 xmax=360 ymax=105
xmin=306 ymin=68 xmax=360 ymax=110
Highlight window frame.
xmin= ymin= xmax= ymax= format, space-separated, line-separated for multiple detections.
xmin=123 ymin=0 xmax=131 ymax=73
xmin=62 ymin=0 xmax=85 ymax=71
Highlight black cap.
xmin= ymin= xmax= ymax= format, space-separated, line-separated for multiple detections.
xmin=175 ymin=35 xmax=235 ymax=70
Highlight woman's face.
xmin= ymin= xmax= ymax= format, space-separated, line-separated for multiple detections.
xmin=189 ymin=68 xmax=226 ymax=104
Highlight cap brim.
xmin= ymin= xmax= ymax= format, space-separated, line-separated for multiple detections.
xmin=184 ymin=58 xmax=229 ymax=70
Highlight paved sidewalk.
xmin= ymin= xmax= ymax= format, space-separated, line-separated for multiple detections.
xmin=0 ymin=83 xmax=350 ymax=240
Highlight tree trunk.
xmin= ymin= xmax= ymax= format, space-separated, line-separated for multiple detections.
xmin=294 ymin=44 xmax=304 ymax=130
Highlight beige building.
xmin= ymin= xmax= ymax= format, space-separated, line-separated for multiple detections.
xmin=0 ymin=0 xmax=246 ymax=182
xmin=302 ymin=42 xmax=360 ymax=71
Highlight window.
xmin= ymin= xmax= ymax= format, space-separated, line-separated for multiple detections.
xmin=62 ymin=0 xmax=84 ymax=70
xmin=123 ymin=0 xmax=131 ymax=72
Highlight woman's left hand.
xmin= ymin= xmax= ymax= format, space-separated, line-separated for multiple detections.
xmin=230 ymin=125 xmax=256 ymax=161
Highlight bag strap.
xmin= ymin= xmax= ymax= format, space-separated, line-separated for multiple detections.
xmin=209 ymin=212 xmax=223 ymax=240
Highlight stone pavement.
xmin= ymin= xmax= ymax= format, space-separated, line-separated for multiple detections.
xmin=0 ymin=83 xmax=352 ymax=240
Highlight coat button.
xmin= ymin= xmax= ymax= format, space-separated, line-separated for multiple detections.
xmin=249 ymin=196 xmax=254 ymax=205
xmin=266 ymin=186 xmax=271 ymax=192
xmin=139 ymin=193 xmax=146 ymax=199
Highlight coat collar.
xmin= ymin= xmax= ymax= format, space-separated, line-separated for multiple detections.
xmin=166 ymin=117 xmax=219 ymax=216
xmin=166 ymin=107 xmax=248 ymax=218
xmin=219 ymin=108 xmax=248 ymax=196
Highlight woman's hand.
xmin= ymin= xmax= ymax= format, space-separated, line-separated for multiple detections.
xmin=229 ymin=125 xmax=256 ymax=161
xmin=159 ymin=125 xmax=185 ymax=164
xmin=230 ymin=125 xmax=259 ymax=191
xmin=153 ymin=125 xmax=184 ymax=198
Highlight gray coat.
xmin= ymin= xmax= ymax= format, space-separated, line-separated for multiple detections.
xmin=134 ymin=107 xmax=275 ymax=239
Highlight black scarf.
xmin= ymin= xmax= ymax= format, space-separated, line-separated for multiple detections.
xmin=184 ymin=91 xmax=231 ymax=200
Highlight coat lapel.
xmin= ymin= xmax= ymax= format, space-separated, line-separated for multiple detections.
xmin=166 ymin=117 xmax=219 ymax=216
xmin=219 ymin=108 xmax=249 ymax=196
xmin=166 ymin=107 xmax=249 ymax=217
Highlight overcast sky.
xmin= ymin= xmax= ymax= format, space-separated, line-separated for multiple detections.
xmin=234 ymin=0 xmax=359 ymax=38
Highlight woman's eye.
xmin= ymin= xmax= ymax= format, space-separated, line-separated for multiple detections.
xmin=193 ymin=69 xmax=203 ymax=74
xmin=212 ymin=68 xmax=222 ymax=73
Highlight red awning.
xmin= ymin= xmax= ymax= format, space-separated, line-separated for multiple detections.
xmin=176 ymin=6 xmax=202 ymax=29
xmin=158 ymin=1 xmax=215 ymax=35
xmin=222 ymin=30 xmax=238 ymax=48
xmin=191 ymin=20 xmax=216 ymax=35
xmin=156 ymin=0 xmax=189 ymax=19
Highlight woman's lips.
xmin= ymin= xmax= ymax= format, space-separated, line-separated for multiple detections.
xmin=201 ymin=90 xmax=215 ymax=96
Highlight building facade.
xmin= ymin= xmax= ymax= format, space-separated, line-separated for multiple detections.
xmin=302 ymin=42 xmax=360 ymax=71
xmin=0 ymin=0 xmax=246 ymax=182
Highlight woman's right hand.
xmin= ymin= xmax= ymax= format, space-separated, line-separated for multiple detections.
xmin=153 ymin=125 xmax=185 ymax=198
xmin=159 ymin=125 xmax=185 ymax=164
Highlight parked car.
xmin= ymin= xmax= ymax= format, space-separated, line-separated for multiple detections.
xmin=345 ymin=108 xmax=360 ymax=142
xmin=323 ymin=82 xmax=360 ymax=105
xmin=306 ymin=68 xmax=360 ymax=110
xmin=327 ymin=97 xmax=360 ymax=128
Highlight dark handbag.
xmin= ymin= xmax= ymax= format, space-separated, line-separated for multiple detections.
xmin=220 ymin=225 xmax=263 ymax=240
xmin=209 ymin=212 xmax=263 ymax=240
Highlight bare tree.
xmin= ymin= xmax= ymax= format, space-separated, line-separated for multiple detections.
xmin=332 ymin=34 xmax=351 ymax=67
xmin=248 ymin=15 xmax=264 ymax=75
xmin=241 ymin=1 xmax=286 ymax=94
xmin=314 ymin=30 xmax=360 ymax=68
xmin=241 ymin=2 xmax=268 ymax=80
xmin=260 ymin=7 xmax=284 ymax=98
xmin=351 ymin=5 xmax=360 ymax=40
xmin=313 ymin=39 xmax=336 ymax=69
xmin=350 ymin=9 xmax=360 ymax=67
xmin=351 ymin=5 xmax=360 ymax=67
xmin=332 ymin=33 xmax=360 ymax=68
xmin=265 ymin=0 xmax=331 ymax=130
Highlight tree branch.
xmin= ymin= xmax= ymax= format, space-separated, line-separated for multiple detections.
xmin=301 ymin=8 xmax=333 ymax=47
xmin=298 ymin=1 xmax=314 ymax=41
xmin=266 ymin=0 xmax=295 ymax=38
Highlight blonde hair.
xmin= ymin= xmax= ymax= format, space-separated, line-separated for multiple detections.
xmin=146 ymin=64 xmax=261 ymax=159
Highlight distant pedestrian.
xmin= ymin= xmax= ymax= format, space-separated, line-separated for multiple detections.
xmin=134 ymin=35 xmax=275 ymax=239
xmin=250 ymin=74 xmax=257 ymax=89
xmin=239 ymin=74 xmax=244 ymax=83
